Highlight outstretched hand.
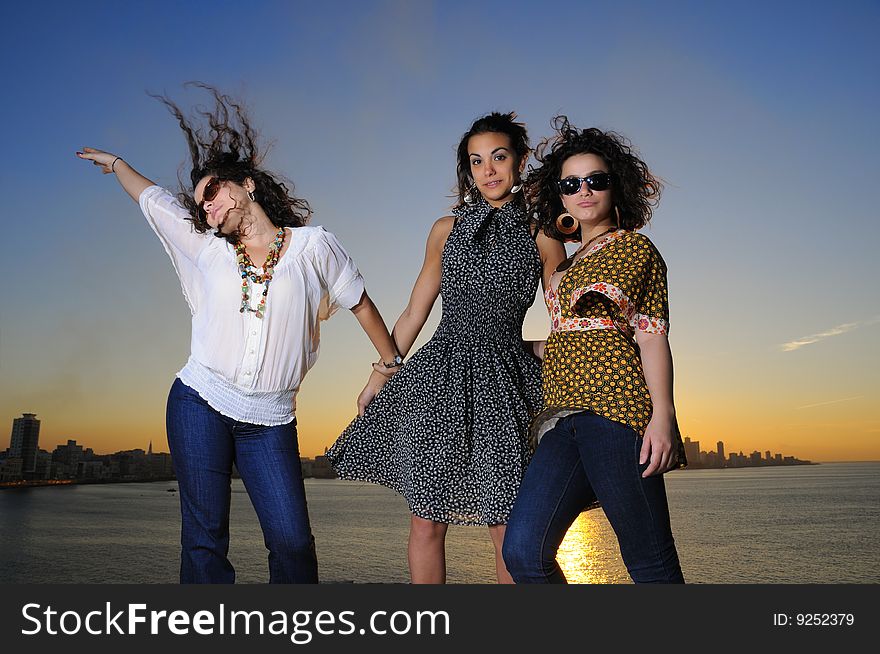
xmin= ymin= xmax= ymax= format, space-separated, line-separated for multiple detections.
xmin=76 ymin=147 xmax=119 ymax=174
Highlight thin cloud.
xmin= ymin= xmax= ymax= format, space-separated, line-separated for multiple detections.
xmin=797 ymin=396 xmax=864 ymax=410
xmin=781 ymin=316 xmax=880 ymax=352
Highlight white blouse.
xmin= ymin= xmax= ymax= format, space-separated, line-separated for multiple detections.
xmin=139 ymin=185 xmax=365 ymax=425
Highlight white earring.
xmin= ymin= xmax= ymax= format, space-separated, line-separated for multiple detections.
xmin=510 ymin=183 xmax=523 ymax=194
xmin=247 ymin=190 xmax=255 ymax=201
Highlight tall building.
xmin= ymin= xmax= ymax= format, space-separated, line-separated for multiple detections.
xmin=716 ymin=441 xmax=725 ymax=464
xmin=9 ymin=413 xmax=40 ymax=474
xmin=683 ymin=437 xmax=701 ymax=466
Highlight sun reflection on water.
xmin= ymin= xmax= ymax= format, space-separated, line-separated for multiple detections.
xmin=556 ymin=510 xmax=630 ymax=584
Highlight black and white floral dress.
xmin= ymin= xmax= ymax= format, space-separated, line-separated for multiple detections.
xmin=326 ymin=198 xmax=543 ymax=525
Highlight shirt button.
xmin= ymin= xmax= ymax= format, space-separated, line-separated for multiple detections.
xmin=244 ymin=371 xmax=251 ymax=376
xmin=251 ymin=330 xmax=257 ymax=335
xmin=249 ymin=349 xmax=255 ymax=354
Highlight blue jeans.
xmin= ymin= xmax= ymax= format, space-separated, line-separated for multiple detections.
xmin=166 ymin=378 xmax=318 ymax=583
xmin=503 ymin=411 xmax=684 ymax=583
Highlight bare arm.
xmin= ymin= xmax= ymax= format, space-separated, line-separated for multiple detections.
xmin=635 ymin=330 xmax=677 ymax=477
xmin=390 ymin=216 xmax=455 ymax=357
xmin=536 ymin=228 xmax=567 ymax=291
xmin=352 ymin=216 xmax=454 ymax=415
xmin=350 ymin=291 xmax=401 ymax=364
xmin=524 ymin=228 xmax=567 ymax=359
xmin=349 ymin=290 xmax=407 ymax=416
xmin=76 ymin=147 xmax=155 ymax=202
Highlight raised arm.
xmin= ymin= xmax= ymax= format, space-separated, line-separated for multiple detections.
xmin=77 ymin=146 xmax=213 ymax=267
xmin=76 ymin=147 xmax=155 ymax=201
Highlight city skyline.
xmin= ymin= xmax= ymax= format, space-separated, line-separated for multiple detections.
xmin=679 ymin=437 xmax=812 ymax=469
xmin=0 ymin=412 xmax=338 ymax=484
xmin=2 ymin=2 xmax=878 ymax=462
xmin=1 ymin=411 xmax=833 ymax=465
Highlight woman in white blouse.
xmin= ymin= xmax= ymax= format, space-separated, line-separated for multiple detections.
xmin=76 ymin=86 xmax=401 ymax=584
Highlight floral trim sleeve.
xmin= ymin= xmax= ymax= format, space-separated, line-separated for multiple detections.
xmin=632 ymin=238 xmax=669 ymax=335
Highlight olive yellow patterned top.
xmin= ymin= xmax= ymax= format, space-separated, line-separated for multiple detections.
xmin=534 ymin=229 xmax=686 ymax=467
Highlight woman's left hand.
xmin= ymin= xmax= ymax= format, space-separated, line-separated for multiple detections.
xmin=639 ymin=412 xmax=678 ymax=477
xmin=357 ymin=369 xmax=391 ymax=416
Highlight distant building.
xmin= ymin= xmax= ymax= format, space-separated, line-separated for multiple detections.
xmin=79 ymin=460 xmax=109 ymax=480
xmin=0 ymin=457 xmax=23 ymax=482
xmin=34 ymin=450 xmax=52 ymax=480
xmin=52 ymin=440 xmax=84 ymax=467
xmin=716 ymin=441 xmax=725 ymax=465
xmin=107 ymin=449 xmax=150 ymax=479
xmin=300 ymin=455 xmax=338 ymax=479
xmin=9 ymin=413 xmax=40 ymax=476
xmin=683 ymin=437 xmax=701 ymax=467
xmin=311 ymin=455 xmax=337 ymax=479
xmin=149 ymin=451 xmax=174 ymax=478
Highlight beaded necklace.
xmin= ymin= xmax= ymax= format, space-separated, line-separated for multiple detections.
xmin=235 ymin=227 xmax=286 ymax=319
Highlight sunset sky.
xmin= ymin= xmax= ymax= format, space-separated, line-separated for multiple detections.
xmin=1 ymin=1 xmax=878 ymax=461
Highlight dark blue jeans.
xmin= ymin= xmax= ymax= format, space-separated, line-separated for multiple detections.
xmin=503 ymin=411 xmax=684 ymax=583
xmin=166 ymin=378 xmax=318 ymax=583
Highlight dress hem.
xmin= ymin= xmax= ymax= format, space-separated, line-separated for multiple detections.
xmin=332 ymin=470 xmax=513 ymax=527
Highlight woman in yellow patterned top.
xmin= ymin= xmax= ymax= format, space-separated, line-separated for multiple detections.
xmin=503 ymin=117 xmax=685 ymax=583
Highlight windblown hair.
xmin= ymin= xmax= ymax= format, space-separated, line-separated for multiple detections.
xmin=454 ymin=111 xmax=530 ymax=208
xmin=526 ymin=116 xmax=661 ymax=241
xmin=151 ymin=83 xmax=310 ymax=242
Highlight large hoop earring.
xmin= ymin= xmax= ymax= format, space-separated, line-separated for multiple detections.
xmin=555 ymin=212 xmax=578 ymax=235
xmin=463 ymin=182 xmax=479 ymax=205
xmin=510 ymin=182 xmax=523 ymax=194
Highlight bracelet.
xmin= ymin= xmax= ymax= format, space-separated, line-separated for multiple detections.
xmin=111 ymin=156 xmax=122 ymax=173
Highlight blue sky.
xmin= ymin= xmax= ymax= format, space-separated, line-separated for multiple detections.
xmin=1 ymin=0 xmax=878 ymax=459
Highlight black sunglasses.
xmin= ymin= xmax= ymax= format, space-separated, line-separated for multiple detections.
xmin=558 ymin=172 xmax=612 ymax=195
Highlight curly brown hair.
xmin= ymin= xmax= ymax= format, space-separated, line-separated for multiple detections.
xmin=150 ymin=83 xmax=310 ymax=243
xmin=526 ymin=116 xmax=661 ymax=241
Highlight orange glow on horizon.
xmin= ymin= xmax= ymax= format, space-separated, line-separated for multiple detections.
xmin=4 ymin=348 xmax=878 ymax=461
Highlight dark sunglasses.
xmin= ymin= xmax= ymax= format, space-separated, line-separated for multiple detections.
xmin=197 ymin=177 xmax=226 ymax=215
xmin=558 ymin=172 xmax=612 ymax=195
